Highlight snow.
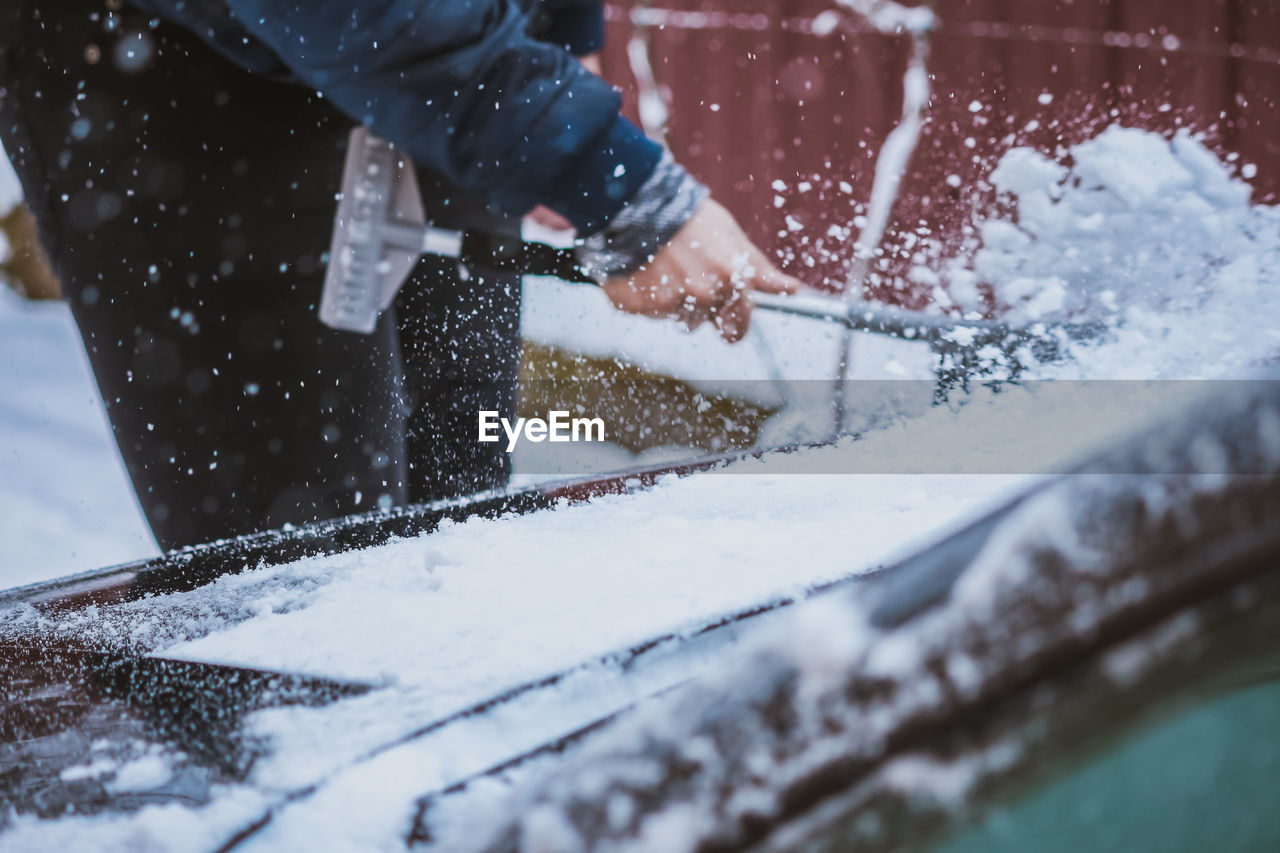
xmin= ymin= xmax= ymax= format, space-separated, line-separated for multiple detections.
xmin=942 ymin=127 xmax=1280 ymax=376
xmin=1 ymin=382 xmax=1218 ymax=849
xmin=59 ymin=756 xmax=118 ymax=783
xmin=106 ymin=751 xmax=175 ymax=794
xmin=0 ymin=141 xmax=21 ymax=216
xmin=156 ymin=468 xmax=1031 ymax=685
xmin=1 ymin=142 xmax=22 ymax=264
xmin=0 ymin=789 xmax=269 ymax=853
xmin=429 ymin=382 xmax=1280 ymax=852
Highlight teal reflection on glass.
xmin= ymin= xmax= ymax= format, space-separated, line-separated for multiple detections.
xmin=933 ymin=679 xmax=1280 ymax=853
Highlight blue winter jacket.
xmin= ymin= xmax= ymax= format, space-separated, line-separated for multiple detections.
xmin=125 ymin=1 xmax=661 ymax=234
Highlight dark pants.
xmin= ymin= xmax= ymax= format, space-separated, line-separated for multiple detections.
xmin=1 ymin=3 xmax=521 ymax=550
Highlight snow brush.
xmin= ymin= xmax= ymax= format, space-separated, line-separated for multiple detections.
xmin=321 ymin=128 xmax=1099 ymax=377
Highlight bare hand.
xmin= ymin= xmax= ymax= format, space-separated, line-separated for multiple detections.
xmin=525 ymin=204 xmax=574 ymax=233
xmin=579 ymin=52 xmax=603 ymax=77
xmin=601 ymin=199 xmax=801 ymax=343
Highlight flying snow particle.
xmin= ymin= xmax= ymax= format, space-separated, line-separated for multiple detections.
xmin=811 ymin=10 xmax=842 ymax=37
xmin=113 ymin=31 xmax=155 ymax=72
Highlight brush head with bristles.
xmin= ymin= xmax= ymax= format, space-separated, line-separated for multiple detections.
xmin=321 ymin=128 xmax=406 ymax=334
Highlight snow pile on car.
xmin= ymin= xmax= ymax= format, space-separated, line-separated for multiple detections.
xmin=943 ymin=126 xmax=1280 ymax=377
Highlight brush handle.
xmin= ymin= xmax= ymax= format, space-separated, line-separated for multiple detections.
xmin=455 ymin=229 xmax=1102 ymax=353
xmin=459 ymin=231 xmax=595 ymax=284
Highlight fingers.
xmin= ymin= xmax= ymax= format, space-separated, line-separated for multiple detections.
xmin=524 ymin=204 xmax=574 ymax=232
xmin=677 ymin=288 xmax=706 ymax=331
xmin=603 ymin=275 xmax=681 ymax=318
xmin=606 ymin=270 xmax=767 ymax=343
xmin=745 ymin=245 xmax=802 ymax=295
xmin=754 ymin=265 xmax=804 ymax=295
xmin=712 ymin=287 xmax=751 ymax=343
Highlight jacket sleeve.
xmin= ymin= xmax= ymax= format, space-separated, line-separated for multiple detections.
xmin=530 ymin=1 xmax=605 ymax=55
xmin=223 ymin=0 xmax=658 ymax=234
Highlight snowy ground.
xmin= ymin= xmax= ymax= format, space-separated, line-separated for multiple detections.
xmin=0 ymin=289 xmax=155 ymax=587
xmin=1 ymin=142 xmax=152 ymax=586
xmin=0 ymin=143 xmax=19 ymax=262
xmin=2 ymin=126 xmax=1279 ymax=850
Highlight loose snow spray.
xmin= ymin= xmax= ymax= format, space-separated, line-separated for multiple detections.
xmin=590 ymin=5 xmax=1276 ymax=391
xmin=813 ymin=2 xmax=1280 ymax=385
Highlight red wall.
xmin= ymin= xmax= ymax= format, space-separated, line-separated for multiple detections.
xmin=599 ymin=1 xmax=1280 ymax=304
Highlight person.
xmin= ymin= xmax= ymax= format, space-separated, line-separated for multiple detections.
xmin=0 ymin=0 xmax=799 ymax=550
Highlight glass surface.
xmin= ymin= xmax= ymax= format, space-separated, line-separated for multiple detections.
xmin=932 ymin=678 xmax=1280 ymax=853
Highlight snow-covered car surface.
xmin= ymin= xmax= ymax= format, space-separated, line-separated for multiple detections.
xmin=0 ymin=449 xmax=1036 ymax=843
xmin=3 ymin=379 xmax=1278 ymax=853
xmin=417 ymin=381 xmax=1280 ymax=853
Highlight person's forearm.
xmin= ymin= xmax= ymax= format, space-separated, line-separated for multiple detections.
xmin=225 ymin=0 xmax=658 ymax=234
xmin=528 ymin=0 xmax=606 ymax=55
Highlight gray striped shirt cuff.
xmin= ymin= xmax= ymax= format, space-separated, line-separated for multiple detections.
xmin=575 ymin=151 xmax=710 ymax=281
